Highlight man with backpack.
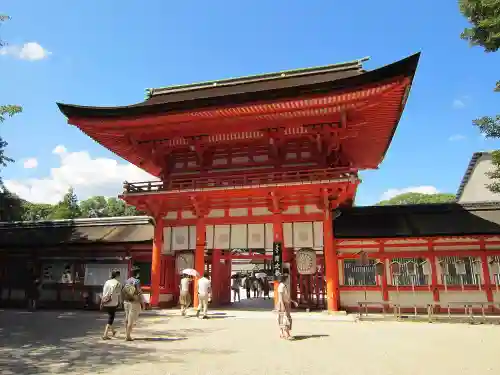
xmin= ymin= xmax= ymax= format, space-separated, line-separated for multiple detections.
xmin=122 ymin=269 xmax=145 ymax=341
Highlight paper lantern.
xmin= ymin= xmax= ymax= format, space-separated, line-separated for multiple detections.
xmin=422 ymin=261 xmax=431 ymax=276
xmin=296 ymin=248 xmax=317 ymax=275
xmin=375 ymin=262 xmax=385 ymax=276
xmin=390 ymin=262 xmax=400 ymax=275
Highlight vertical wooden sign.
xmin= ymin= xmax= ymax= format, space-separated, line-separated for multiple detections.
xmin=272 ymin=242 xmax=283 ymax=280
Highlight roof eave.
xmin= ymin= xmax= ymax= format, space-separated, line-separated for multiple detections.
xmin=56 ymin=52 xmax=421 ymax=120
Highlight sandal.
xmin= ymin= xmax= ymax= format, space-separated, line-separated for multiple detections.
xmin=102 ymin=336 xmax=110 ymax=340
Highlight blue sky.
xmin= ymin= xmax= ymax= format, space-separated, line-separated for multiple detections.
xmin=1 ymin=0 xmax=500 ymax=205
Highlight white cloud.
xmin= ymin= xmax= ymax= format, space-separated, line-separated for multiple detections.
xmin=452 ymin=99 xmax=465 ymax=109
xmin=23 ymin=158 xmax=38 ymax=169
xmin=0 ymin=42 xmax=51 ymax=61
xmin=380 ymin=186 xmax=440 ymax=201
xmin=52 ymin=145 xmax=67 ymax=155
xmin=448 ymin=134 xmax=466 ymax=142
xmin=4 ymin=146 xmax=157 ymax=204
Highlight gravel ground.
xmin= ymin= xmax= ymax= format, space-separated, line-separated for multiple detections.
xmin=0 ymin=308 xmax=499 ymax=375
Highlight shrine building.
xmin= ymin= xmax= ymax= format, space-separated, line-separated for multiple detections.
xmin=54 ymin=53 xmax=421 ymax=312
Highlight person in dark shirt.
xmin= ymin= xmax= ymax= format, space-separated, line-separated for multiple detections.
xmin=244 ymin=275 xmax=252 ymax=299
xmin=26 ymin=272 xmax=41 ymax=311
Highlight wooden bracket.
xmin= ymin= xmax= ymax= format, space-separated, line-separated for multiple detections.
xmin=189 ymin=196 xmax=209 ymax=218
xmin=269 ymin=191 xmax=285 ymax=214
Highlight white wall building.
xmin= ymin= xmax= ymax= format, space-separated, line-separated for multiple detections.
xmin=457 ymin=152 xmax=500 ymax=203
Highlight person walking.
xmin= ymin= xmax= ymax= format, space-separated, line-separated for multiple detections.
xmin=122 ymin=269 xmax=145 ymax=341
xmin=252 ymin=276 xmax=259 ymax=298
xmin=26 ymin=270 xmax=41 ymax=311
xmin=276 ymin=274 xmax=298 ymax=340
xmin=231 ymin=276 xmax=241 ymax=302
xmin=196 ymin=272 xmax=211 ymax=319
xmin=262 ymin=276 xmax=270 ymax=300
xmin=100 ymin=270 xmax=122 ymax=340
xmin=179 ymin=275 xmax=192 ymax=316
xmin=244 ymin=275 xmax=252 ymax=299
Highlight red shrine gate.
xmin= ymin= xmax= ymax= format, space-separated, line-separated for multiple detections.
xmin=57 ymin=53 xmax=420 ymax=312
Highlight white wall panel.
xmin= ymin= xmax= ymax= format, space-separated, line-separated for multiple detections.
xmin=206 ymin=225 xmax=214 ymax=249
xmin=248 ymin=224 xmax=265 ymax=248
xmin=313 ymin=221 xmax=324 ymax=249
xmin=283 ymin=223 xmax=293 ymax=248
xmin=162 ymin=227 xmax=172 ymax=254
xmin=172 ymin=226 xmax=189 ymax=251
xmin=231 ymin=224 xmax=248 ymax=248
xmin=265 ymin=223 xmax=273 ymax=250
xmin=293 ymin=222 xmax=314 ymax=248
xmin=188 ymin=225 xmax=196 ymax=250
xmin=214 ymin=225 xmax=231 ymax=249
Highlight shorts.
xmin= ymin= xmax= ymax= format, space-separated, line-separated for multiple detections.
xmin=124 ymin=301 xmax=141 ymax=325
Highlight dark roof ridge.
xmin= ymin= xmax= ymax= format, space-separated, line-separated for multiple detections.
xmin=0 ymin=215 xmax=153 ymax=229
xmin=343 ymin=201 xmax=500 ymax=214
xmin=147 ymin=57 xmax=369 ymax=98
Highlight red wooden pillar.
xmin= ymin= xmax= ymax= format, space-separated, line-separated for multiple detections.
xmin=428 ymin=241 xmax=440 ymax=309
xmin=480 ymin=242 xmax=493 ymax=305
xmin=323 ymin=210 xmax=339 ymax=312
xmin=211 ymin=248 xmax=221 ymax=306
xmin=193 ymin=219 xmax=206 ymax=308
xmin=379 ymin=243 xmax=389 ymax=310
xmin=150 ymin=217 xmax=164 ymax=307
xmin=273 ymin=214 xmax=284 ymax=308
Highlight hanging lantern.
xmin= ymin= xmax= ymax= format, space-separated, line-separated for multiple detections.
xmin=472 ymin=260 xmax=482 ymax=274
xmin=296 ymin=248 xmax=317 ymax=275
xmin=357 ymin=251 xmax=369 ymax=266
xmin=176 ymin=252 xmax=194 ymax=274
xmin=375 ymin=261 xmax=385 ymax=276
xmin=390 ymin=261 xmax=401 ymax=275
xmin=421 ymin=261 xmax=431 ymax=276
xmin=406 ymin=261 xmax=416 ymax=275
xmin=455 ymin=261 xmax=467 ymax=275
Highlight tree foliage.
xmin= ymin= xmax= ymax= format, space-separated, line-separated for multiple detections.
xmin=79 ymin=196 xmax=141 ymax=218
xmin=48 ymin=188 xmax=81 ymax=220
xmin=376 ymin=192 xmax=456 ymax=206
xmin=459 ymin=0 xmax=500 ymax=191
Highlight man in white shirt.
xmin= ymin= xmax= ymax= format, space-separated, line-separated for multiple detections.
xmin=196 ymin=272 xmax=211 ymax=319
xmin=101 ymin=270 xmax=122 ymax=340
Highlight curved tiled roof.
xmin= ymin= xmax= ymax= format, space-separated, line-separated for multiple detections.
xmin=335 ymin=202 xmax=500 ymax=238
xmin=0 ymin=216 xmax=154 ymax=247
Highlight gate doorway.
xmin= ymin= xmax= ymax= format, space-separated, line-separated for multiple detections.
xmin=208 ymin=249 xmax=274 ymax=310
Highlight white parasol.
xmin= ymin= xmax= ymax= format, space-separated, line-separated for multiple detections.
xmin=255 ymin=272 xmax=267 ymax=279
xmin=182 ymin=268 xmax=200 ymax=277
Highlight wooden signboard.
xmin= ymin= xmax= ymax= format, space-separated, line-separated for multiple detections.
xmin=272 ymin=242 xmax=283 ymax=280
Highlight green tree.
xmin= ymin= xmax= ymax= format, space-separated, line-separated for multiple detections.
xmin=49 ymin=188 xmax=81 ymax=220
xmin=0 ymin=189 xmax=23 ymax=221
xmin=459 ymin=0 xmax=500 ymax=191
xmin=79 ymin=196 xmax=142 ymax=218
xmin=0 ymin=15 xmax=22 ymax=186
xmin=21 ymin=202 xmax=54 ymax=221
xmin=377 ymin=192 xmax=456 ymax=206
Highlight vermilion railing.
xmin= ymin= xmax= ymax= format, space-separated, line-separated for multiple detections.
xmin=123 ymin=168 xmax=356 ymax=194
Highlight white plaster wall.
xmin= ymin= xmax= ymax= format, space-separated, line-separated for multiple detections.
xmin=159 ymin=293 xmax=173 ymax=302
xmin=459 ymin=153 xmax=500 ymax=202
xmin=388 ymin=291 xmax=434 ymax=306
xmin=340 ymin=291 xmax=383 ymax=306
xmin=439 ymin=291 xmax=487 ymax=304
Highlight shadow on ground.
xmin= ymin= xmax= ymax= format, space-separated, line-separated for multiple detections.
xmin=292 ymin=334 xmax=329 ymax=341
xmin=0 ymin=309 xmax=230 ymax=375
